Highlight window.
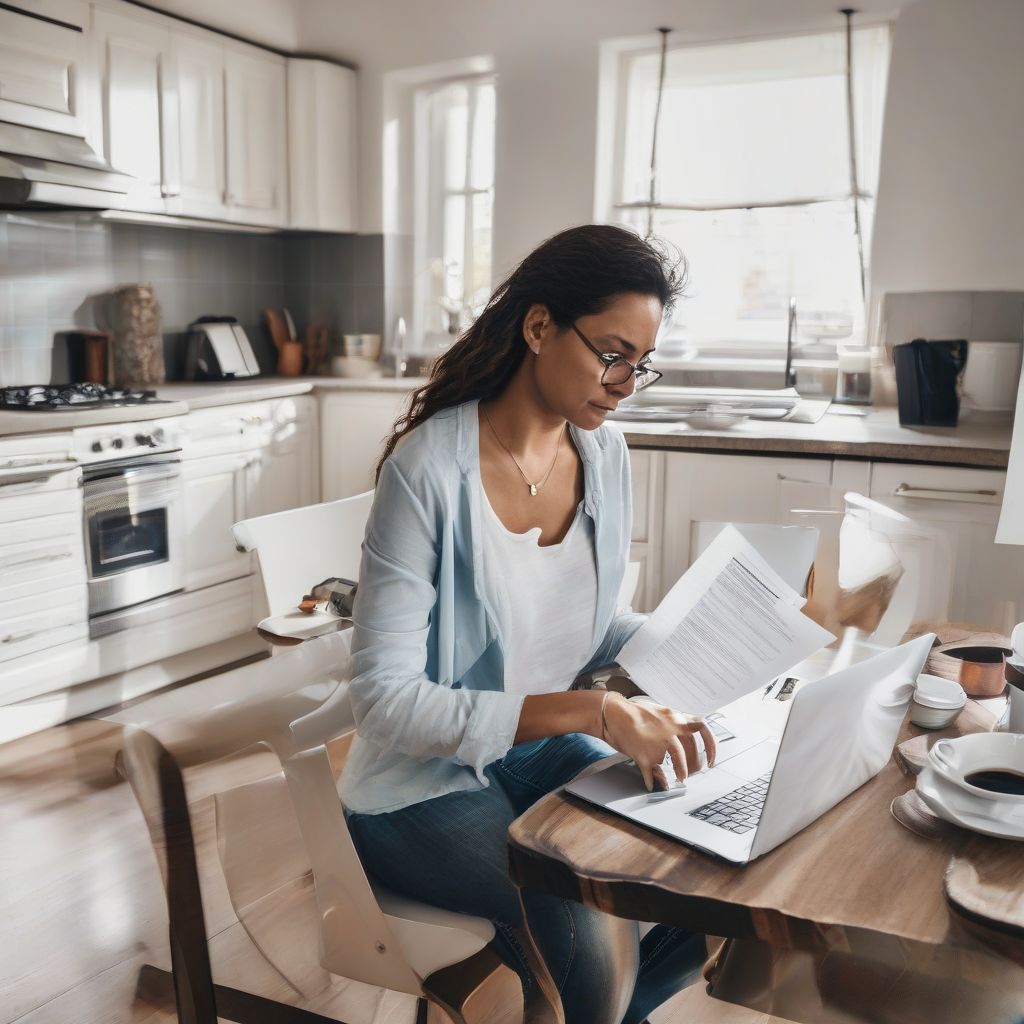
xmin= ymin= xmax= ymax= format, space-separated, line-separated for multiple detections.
xmin=414 ymin=75 xmax=496 ymax=346
xmin=608 ymin=27 xmax=890 ymax=355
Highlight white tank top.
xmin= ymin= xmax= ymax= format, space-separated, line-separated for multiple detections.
xmin=481 ymin=490 xmax=598 ymax=696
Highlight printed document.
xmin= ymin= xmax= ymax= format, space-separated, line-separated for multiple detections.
xmin=618 ymin=525 xmax=835 ymax=714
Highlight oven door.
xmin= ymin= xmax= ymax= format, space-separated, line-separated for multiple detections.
xmin=83 ymin=457 xmax=185 ymax=617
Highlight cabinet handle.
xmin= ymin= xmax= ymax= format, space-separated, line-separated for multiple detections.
xmin=892 ymin=483 xmax=1000 ymax=505
xmin=0 ymin=549 xmax=72 ymax=572
xmin=1 ymin=629 xmax=38 ymax=646
xmin=161 ymin=184 xmax=181 ymax=198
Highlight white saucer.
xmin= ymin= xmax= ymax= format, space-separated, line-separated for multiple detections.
xmin=916 ymin=765 xmax=1024 ymax=841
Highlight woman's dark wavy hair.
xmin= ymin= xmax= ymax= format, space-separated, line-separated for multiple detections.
xmin=376 ymin=223 xmax=685 ymax=479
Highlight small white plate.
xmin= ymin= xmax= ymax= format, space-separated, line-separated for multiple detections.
xmin=258 ymin=610 xmax=348 ymax=642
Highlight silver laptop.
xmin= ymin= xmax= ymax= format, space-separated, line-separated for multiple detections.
xmin=567 ymin=634 xmax=934 ymax=864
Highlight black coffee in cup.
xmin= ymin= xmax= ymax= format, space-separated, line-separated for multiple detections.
xmin=964 ymin=768 xmax=1024 ymax=796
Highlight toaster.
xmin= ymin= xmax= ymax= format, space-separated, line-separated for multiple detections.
xmin=185 ymin=317 xmax=261 ymax=380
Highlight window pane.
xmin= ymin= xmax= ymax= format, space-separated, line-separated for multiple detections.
xmin=443 ymin=194 xmax=467 ymax=306
xmin=627 ymin=199 xmax=867 ymax=348
xmin=442 ymin=83 xmax=469 ymax=192
xmin=621 ymin=26 xmax=889 ymax=207
xmin=470 ymin=81 xmax=496 ymax=191
xmin=470 ymin=191 xmax=493 ymax=315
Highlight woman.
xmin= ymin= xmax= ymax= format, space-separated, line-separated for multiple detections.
xmin=342 ymin=224 xmax=716 ymax=1024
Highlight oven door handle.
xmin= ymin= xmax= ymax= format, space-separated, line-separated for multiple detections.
xmin=0 ymin=459 xmax=80 ymax=486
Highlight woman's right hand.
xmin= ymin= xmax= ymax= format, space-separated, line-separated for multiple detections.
xmin=602 ymin=693 xmax=717 ymax=792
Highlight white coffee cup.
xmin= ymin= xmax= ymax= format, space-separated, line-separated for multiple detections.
xmin=928 ymin=733 xmax=1024 ymax=803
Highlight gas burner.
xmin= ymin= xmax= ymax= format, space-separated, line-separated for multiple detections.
xmin=0 ymin=383 xmax=168 ymax=410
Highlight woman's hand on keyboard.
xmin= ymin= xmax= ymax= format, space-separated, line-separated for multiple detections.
xmin=602 ymin=694 xmax=717 ymax=792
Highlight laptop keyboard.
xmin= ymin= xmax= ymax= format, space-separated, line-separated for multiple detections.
xmin=688 ymin=771 xmax=773 ymax=834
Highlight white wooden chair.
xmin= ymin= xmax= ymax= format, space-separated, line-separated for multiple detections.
xmin=233 ymin=490 xmax=376 ymax=645
xmin=112 ymin=493 xmax=522 ymax=1024
xmin=114 ymin=631 xmax=504 ymax=1024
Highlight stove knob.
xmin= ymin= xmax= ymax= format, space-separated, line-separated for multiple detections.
xmin=91 ymin=440 xmax=104 ymax=453
xmin=112 ymin=437 xmax=124 ymax=449
xmin=135 ymin=432 xmax=155 ymax=447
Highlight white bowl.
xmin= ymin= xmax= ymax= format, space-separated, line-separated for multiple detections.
xmin=909 ymin=673 xmax=966 ymax=729
xmin=330 ymin=355 xmax=383 ymax=379
xmin=683 ymin=405 xmax=747 ymax=430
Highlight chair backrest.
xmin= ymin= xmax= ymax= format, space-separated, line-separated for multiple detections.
xmin=113 ymin=630 xmax=426 ymax=996
xmin=233 ymin=491 xmax=374 ymax=618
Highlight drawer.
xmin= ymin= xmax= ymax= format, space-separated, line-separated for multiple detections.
xmin=869 ymin=464 xmax=1006 ymax=524
xmin=0 ymin=529 xmax=86 ymax=603
xmin=0 ymin=584 xmax=88 ymax=664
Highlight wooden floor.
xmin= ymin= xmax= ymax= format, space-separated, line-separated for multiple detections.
xmin=0 ymin=710 xmax=789 ymax=1024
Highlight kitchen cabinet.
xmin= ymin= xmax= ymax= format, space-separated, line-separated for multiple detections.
xmin=245 ymin=396 xmax=319 ymax=517
xmin=182 ymin=396 xmax=318 ymax=591
xmin=181 ymin=450 xmax=252 ymax=591
xmin=91 ymin=5 xmax=176 ymax=212
xmin=656 ymin=451 xmax=834 ymax=608
xmin=868 ymin=462 xmax=1024 ymax=633
xmin=320 ymin=389 xmax=412 ymax=500
xmin=170 ymin=28 xmax=226 ymax=220
xmin=287 ymin=59 xmax=357 ymax=232
xmin=0 ymin=0 xmax=92 ymax=136
xmin=627 ymin=449 xmax=665 ymax=612
xmin=225 ymin=43 xmax=288 ymax=226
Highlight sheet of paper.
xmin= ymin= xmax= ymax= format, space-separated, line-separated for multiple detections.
xmin=618 ymin=525 xmax=835 ymax=715
xmin=996 ymin=367 xmax=1024 ymax=545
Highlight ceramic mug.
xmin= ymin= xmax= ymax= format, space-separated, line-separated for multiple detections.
xmin=928 ymin=732 xmax=1024 ymax=803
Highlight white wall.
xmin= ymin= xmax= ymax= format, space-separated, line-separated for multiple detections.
xmin=292 ymin=0 xmax=900 ymax=276
xmin=871 ymin=0 xmax=1024 ymax=293
xmin=149 ymin=0 xmax=1022 ymax=303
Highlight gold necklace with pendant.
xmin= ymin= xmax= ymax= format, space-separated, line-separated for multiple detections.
xmin=482 ymin=408 xmax=564 ymax=496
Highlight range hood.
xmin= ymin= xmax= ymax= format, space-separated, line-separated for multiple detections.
xmin=0 ymin=121 xmax=131 ymax=209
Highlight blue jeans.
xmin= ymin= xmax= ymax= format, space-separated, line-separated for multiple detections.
xmin=347 ymin=733 xmax=706 ymax=1024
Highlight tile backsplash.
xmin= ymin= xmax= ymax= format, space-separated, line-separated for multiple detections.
xmin=0 ymin=211 xmax=384 ymax=384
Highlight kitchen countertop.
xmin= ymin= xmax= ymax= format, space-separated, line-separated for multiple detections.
xmin=0 ymin=378 xmax=1013 ymax=468
xmin=0 ymin=376 xmax=423 ymax=436
xmin=617 ymin=406 xmax=1013 ymax=468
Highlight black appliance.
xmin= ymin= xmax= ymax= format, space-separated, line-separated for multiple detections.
xmin=893 ymin=339 xmax=968 ymax=427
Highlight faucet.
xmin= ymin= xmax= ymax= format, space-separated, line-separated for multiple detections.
xmin=784 ymin=297 xmax=798 ymax=389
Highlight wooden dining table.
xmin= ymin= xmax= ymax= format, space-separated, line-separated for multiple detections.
xmin=507 ymin=690 xmax=1024 ymax=1024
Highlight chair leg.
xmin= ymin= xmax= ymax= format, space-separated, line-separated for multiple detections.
xmin=138 ymin=965 xmax=356 ymax=1024
xmin=421 ymin=946 xmax=506 ymax=1024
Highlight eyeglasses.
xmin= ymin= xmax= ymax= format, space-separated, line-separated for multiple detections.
xmin=571 ymin=324 xmax=663 ymax=391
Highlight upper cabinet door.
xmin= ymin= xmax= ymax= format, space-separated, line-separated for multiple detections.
xmin=171 ymin=30 xmax=226 ymax=220
xmin=287 ymin=59 xmax=357 ymax=232
xmin=224 ymin=44 xmax=287 ymax=226
xmin=91 ymin=6 xmax=175 ymax=211
xmin=0 ymin=0 xmax=91 ymax=135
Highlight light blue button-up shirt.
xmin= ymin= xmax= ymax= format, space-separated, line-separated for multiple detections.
xmin=339 ymin=398 xmax=644 ymax=815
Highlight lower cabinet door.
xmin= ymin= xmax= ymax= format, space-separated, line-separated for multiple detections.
xmin=182 ymin=452 xmax=252 ymax=591
xmin=320 ymin=390 xmax=412 ymax=501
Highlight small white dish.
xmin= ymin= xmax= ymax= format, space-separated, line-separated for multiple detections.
xmin=916 ymin=765 xmax=1024 ymax=840
xmin=910 ymin=673 xmax=967 ymax=729
xmin=682 ymin=405 xmax=747 ymax=431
